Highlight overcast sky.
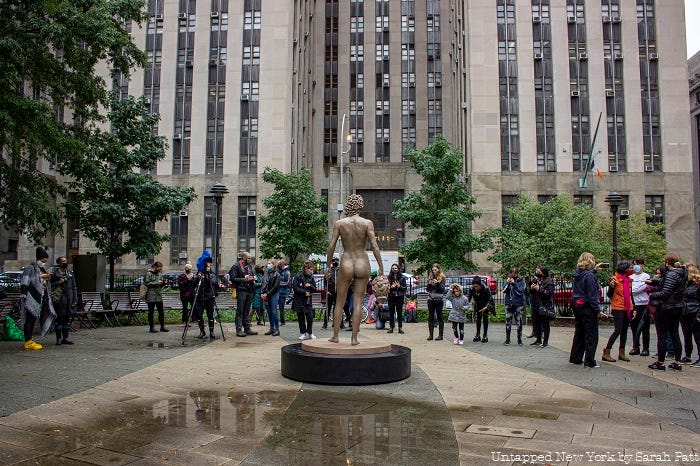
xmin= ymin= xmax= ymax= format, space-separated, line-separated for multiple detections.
xmin=687 ymin=0 xmax=700 ymax=58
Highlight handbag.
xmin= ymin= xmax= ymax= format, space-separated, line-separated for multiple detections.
xmin=139 ymin=275 xmax=148 ymax=300
xmin=231 ymin=288 xmax=237 ymax=299
xmin=539 ymin=302 xmax=556 ymax=320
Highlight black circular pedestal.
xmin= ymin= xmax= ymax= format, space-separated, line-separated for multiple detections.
xmin=281 ymin=343 xmax=411 ymax=385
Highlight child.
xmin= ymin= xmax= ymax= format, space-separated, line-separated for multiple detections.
xmin=446 ymin=284 xmax=471 ymax=345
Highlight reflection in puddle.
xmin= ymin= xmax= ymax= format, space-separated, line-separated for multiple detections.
xmin=25 ymin=389 xmax=456 ymax=464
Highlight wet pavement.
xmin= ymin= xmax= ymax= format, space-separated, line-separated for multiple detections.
xmin=0 ymin=320 xmax=698 ymax=465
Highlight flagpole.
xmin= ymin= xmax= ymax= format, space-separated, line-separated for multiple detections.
xmin=579 ymin=112 xmax=603 ymax=188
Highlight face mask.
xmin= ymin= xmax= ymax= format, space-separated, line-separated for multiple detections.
xmin=246 ymin=258 xmax=253 ymax=265
xmin=267 ymin=264 xmax=273 ymax=270
xmin=633 ymin=265 xmax=641 ymax=273
xmin=332 ymin=262 xmax=339 ymax=268
xmin=59 ymin=263 xmax=68 ymax=270
xmin=432 ymin=268 xmax=438 ymax=274
xmin=535 ymin=272 xmax=543 ymax=278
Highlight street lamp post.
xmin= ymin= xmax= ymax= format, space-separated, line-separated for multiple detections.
xmin=338 ymin=113 xmax=352 ymax=217
xmin=209 ymin=183 xmax=229 ymax=275
xmin=605 ymin=192 xmax=624 ymax=267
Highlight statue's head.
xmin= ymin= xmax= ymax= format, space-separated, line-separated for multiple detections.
xmin=344 ymin=194 xmax=364 ymax=217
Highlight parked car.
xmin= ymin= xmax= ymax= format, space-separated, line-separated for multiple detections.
xmin=552 ymin=281 xmax=607 ymax=312
xmin=446 ymin=274 xmax=498 ymax=293
xmin=0 ymin=271 xmax=22 ymax=288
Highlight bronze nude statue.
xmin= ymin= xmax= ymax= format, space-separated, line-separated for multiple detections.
xmin=327 ymin=194 xmax=383 ymax=345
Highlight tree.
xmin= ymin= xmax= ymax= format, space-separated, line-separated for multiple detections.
xmin=71 ymin=93 xmax=195 ymax=289
xmin=393 ymin=137 xmax=483 ymax=275
xmin=0 ymin=0 xmax=146 ymax=242
xmin=483 ymin=195 xmax=667 ymax=277
xmin=258 ymin=167 xmax=328 ymax=267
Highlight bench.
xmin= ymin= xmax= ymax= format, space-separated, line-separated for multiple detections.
xmin=215 ymin=293 xmax=237 ymax=311
xmin=108 ymin=292 xmax=142 ymax=325
xmin=0 ymin=293 xmax=22 ymax=333
xmin=81 ymin=292 xmax=119 ymax=327
xmin=162 ymin=293 xmax=182 ymax=311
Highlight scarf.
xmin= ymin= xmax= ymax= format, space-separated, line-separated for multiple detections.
xmin=616 ymin=272 xmax=633 ymax=315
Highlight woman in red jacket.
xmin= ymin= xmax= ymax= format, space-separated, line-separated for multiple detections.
xmin=602 ymin=261 xmax=634 ymax=363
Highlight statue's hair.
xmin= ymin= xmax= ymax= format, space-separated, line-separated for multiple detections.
xmin=344 ymin=194 xmax=364 ymax=216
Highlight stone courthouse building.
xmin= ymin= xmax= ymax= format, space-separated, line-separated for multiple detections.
xmin=2 ymin=0 xmax=696 ymax=272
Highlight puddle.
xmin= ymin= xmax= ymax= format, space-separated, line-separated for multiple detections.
xmin=20 ymin=388 xmax=458 ymax=464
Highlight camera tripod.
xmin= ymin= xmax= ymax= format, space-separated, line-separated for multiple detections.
xmin=181 ymin=271 xmax=226 ymax=345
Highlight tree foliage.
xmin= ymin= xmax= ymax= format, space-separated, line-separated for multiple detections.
xmin=71 ymin=93 xmax=195 ymax=289
xmin=392 ymin=137 xmax=482 ymax=275
xmin=258 ymin=167 xmax=328 ymax=266
xmin=0 ymin=0 xmax=146 ymax=242
xmin=483 ymin=195 xmax=667 ymax=278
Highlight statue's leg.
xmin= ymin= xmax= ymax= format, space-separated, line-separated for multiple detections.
xmin=351 ymin=279 xmax=366 ymax=345
xmin=330 ymin=278 xmax=350 ymax=343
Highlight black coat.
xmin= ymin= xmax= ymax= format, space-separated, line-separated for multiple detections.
xmin=292 ymin=272 xmax=316 ymax=310
xmin=650 ymin=267 xmax=687 ymax=312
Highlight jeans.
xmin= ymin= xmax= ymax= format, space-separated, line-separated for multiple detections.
xmin=388 ymin=296 xmax=404 ymax=329
xmin=630 ymin=305 xmax=650 ymax=351
xmin=605 ymin=309 xmax=629 ymax=350
xmin=266 ymin=292 xmax=279 ymax=331
xmin=654 ymin=307 xmax=682 ymax=363
xmin=277 ymin=290 xmax=289 ymax=324
xmin=475 ymin=311 xmax=489 ymax=337
xmin=505 ymin=305 xmax=524 ymax=342
xmin=235 ymin=290 xmax=253 ymax=330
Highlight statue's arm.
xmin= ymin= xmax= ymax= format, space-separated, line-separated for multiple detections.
xmin=327 ymin=223 xmax=340 ymax=266
xmin=366 ymin=221 xmax=383 ymax=276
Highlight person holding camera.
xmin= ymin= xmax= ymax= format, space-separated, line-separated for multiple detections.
xmin=292 ymin=260 xmax=317 ymax=340
xmin=387 ymin=263 xmax=407 ymax=334
xmin=503 ymin=267 xmax=526 ymax=346
xmin=145 ymin=261 xmax=168 ymax=333
xmin=229 ymin=252 xmax=258 ymax=337
xmin=261 ymin=260 xmax=281 ymax=336
xmin=426 ymin=263 xmax=446 ymax=341
xmin=323 ymin=257 xmax=340 ymax=329
xmin=177 ymin=264 xmax=196 ymax=326
xmin=50 ymin=256 xmax=78 ymax=345
xmin=194 ymin=257 xmax=219 ymax=339
xmin=529 ymin=265 xmax=555 ymax=347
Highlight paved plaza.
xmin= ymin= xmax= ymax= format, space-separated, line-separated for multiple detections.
xmin=0 ymin=319 xmax=698 ymax=465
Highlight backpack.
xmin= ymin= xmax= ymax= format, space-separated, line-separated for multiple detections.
xmin=51 ymin=281 xmax=64 ymax=304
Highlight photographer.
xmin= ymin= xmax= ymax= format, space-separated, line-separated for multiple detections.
xmin=145 ymin=261 xmax=168 ymax=333
xmin=194 ymin=257 xmax=219 ymax=339
xmin=502 ymin=267 xmax=526 ymax=346
xmin=50 ymin=256 xmax=78 ymax=345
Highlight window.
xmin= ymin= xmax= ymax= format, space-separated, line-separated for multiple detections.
xmin=356 ymin=190 xmax=404 ymax=250
xmin=375 ymin=44 xmax=389 ymax=61
xmin=401 ymin=72 xmax=416 ymax=87
xmin=375 ymin=16 xmax=389 ymax=32
xmin=238 ymin=196 xmax=257 ymax=257
xmin=401 ymin=43 xmax=415 ymax=61
xmin=501 ymin=195 xmax=519 ymax=224
xmin=350 ymin=45 xmax=364 ymax=61
xmin=244 ymin=10 xmax=261 ymax=30
xmin=644 ymin=195 xmax=664 ymax=224
xmin=401 ymin=15 xmax=415 ymax=32
xmin=170 ymin=214 xmax=189 ymax=266
xmin=350 ymin=16 xmax=364 ymax=33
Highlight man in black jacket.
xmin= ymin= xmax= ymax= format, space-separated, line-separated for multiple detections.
xmin=228 ymin=252 xmax=258 ymax=337
xmin=194 ymin=257 xmax=219 ymax=339
xmin=292 ymin=260 xmax=317 ymax=340
xmin=50 ymin=256 xmax=77 ymax=345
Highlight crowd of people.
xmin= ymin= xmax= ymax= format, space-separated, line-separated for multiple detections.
xmin=15 ymin=246 xmax=700 ymax=370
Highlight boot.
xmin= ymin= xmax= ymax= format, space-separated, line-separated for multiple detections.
xmin=435 ymin=322 xmax=444 ymax=341
xmin=209 ymin=321 xmax=216 ymax=339
xmin=618 ymin=348 xmax=630 ymax=362
xmin=517 ymin=328 xmax=523 ymax=346
xmin=427 ymin=324 xmax=434 ymax=340
xmin=55 ymin=325 xmax=63 ymax=345
xmin=602 ymin=348 xmax=616 ymax=362
xmin=198 ymin=321 xmax=206 ymax=339
xmin=148 ymin=315 xmax=157 ymax=333
xmin=61 ymin=326 xmax=73 ymax=345
xmin=504 ymin=328 xmax=511 ymax=345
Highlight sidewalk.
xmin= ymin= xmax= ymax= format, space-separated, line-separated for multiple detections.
xmin=0 ymin=320 xmax=698 ymax=465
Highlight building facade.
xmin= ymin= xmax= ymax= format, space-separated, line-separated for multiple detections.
xmin=689 ymin=50 xmax=700 ymax=264
xmin=2 ymin=0 xmax=695 ymax=273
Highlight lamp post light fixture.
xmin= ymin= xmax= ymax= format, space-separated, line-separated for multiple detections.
xmin=605 ymin=192 xmax=624 ymax=268
xmin=209 ymin=183 xmax=229 ymax=275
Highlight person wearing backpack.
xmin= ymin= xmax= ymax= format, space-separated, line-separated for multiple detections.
xmin=49 ymin=256 xmax=78 ymax=345
xmin=648 ymin=253 xmax=686 ymax=371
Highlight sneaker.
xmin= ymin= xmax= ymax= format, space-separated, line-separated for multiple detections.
xmin=23 ymin=340 xmax=42 ymax=350
xmin=629 ymin=348 xmax=640 ymax=355
xmin=584 ymin=360 xmax=600 ymax=368
xmin=308 ymin=333 xmax=317 ymax=340
xmin=458 ymin=339 xmax=464 ymax=345
xmin=669 ymin=362 xmax=682 ymax=371
xmin=517 ymin=339 xmax=523 ymax=346
xmin=236 ymin=330 xmax=247 ymax=337
xmin=299 ymin=333 xmax=307 ymax=340
xmin=264 ymin=329 xmax=274 ymax=335
xmin=648 ymin=362 xmax=666 ymax=371
xmin=481 ymin=337 xmax=488 ymax=343
xmin=272 ymin=330 xmax=280 ymax=336
xmin=453 ymin=338 xmax=459 ymax=345
xmin=245 ymin=329 xmax=258 ymax=336
xmin=473 ymin=335 xmax=481 ymax=342
xmin=504 ymin=340 xmax=510 ymax=345
xmin=681 ymin=356 xmax=692 ymax=363
xmin=640 ymin=349 xmax=650 ymax=356
xmin=530 ymin=341 xmax=542 ymax=346
xmin=690 ymin=359 xmax=700 ymax=367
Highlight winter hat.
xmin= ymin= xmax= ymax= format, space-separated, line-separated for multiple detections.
xmin=35 ymin=247 xmax=49 ymax=260
xmin=471 ymin=276 xmax=483 ymax=286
